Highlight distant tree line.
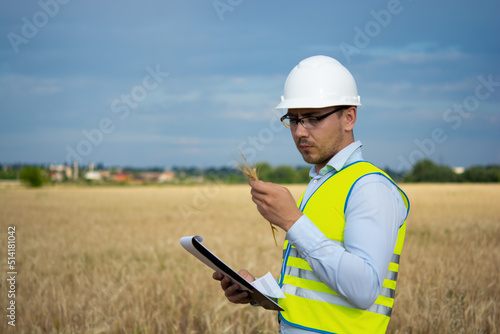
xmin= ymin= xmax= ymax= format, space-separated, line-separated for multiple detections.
xmin=0 ymin=165 xmax=48 ymax=187
xmin=2 ymin=159 xmax=499 ymax=187
xmin=179 ymin=162 xmax=311 ymax=184
xmin=19 ymin=166 xmax=46 ymax=187
xmin=404 ymin=159 xmax=500 ymax=183
xmin=116 ymin=160 xmax=500 ymax=184
xmin=172 ymin=159 xmax=500 ymax=184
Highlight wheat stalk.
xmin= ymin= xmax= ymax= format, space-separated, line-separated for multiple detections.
xmin=236 ymin=145 xmax=278 ymax=246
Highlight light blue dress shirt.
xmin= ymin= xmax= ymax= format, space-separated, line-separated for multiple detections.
xmin=279 ymin=141 xmax=408 ymax=334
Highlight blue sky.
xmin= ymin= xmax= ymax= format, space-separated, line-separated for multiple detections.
xmin=1 ymin=0 xmax=499 ymax=171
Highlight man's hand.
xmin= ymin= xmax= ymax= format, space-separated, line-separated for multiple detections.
xmin=212 ymin=269 xmax=255 ymax=304
xmin=249 ymin=179 xmax=303 ymax=232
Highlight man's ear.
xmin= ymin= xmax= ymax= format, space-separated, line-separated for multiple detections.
xmin=343 ymin=106 xmax=357 ymax=131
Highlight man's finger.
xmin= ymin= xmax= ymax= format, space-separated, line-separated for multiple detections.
xmin=250 ymin=194 xmax=261 ymax=206
xmin=212 ymin=272 xmax=223 ymax=281
xmin=228 ymin=291 xmax=252 ymax=304
xmin=249 ymin=179 xmax=268 ymax=194
xmin=220 ymin=275 xmax=232 ymax=290
xmin=225 ymin=281 xmax=241 ymax=297
xmin=238 ymin=269 xmax=255 ymax=283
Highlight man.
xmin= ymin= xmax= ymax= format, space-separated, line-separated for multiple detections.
xmin=213 ymin=55 xmax=409 ymax=334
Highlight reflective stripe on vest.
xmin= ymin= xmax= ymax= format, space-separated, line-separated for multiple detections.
xmin=282 ymin=251 xmax=401 ymax=315
xmin=277 ymin=161 xmax=409 ymax=334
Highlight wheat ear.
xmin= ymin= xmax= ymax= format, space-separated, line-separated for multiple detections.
xmin=236 ymin=145 xmax=278 ymax=246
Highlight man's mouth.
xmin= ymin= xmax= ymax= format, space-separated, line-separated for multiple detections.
xmin=297 ymin=141 xmax=314 ymax=151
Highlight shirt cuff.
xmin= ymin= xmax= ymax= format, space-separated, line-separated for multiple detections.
xmin=286 ymin=214 xmax=328 ymax=257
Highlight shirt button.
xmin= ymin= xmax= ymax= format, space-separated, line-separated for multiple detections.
xmin=313 ymin=179 xmax=318 ymax=183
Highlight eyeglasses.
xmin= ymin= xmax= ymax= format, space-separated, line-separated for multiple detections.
xmin=280 ymin=107 xmax=346 ymax=129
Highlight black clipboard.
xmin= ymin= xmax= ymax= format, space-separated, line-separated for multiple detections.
xmin=180 ymin=235 xmax=283 ymax=311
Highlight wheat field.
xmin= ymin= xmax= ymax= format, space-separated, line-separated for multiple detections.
xmin=0 ymin=183 xmax=499 ymax=333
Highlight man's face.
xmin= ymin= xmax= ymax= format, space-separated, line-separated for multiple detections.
xmin=285 ymin=107 xmax=349 ymax=170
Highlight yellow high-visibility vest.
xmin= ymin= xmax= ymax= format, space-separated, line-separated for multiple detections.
xmin=278 ymin=161 xmax=409 ymax=334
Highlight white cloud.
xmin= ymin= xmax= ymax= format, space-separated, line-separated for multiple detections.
xmin=105 ymin=133 xmax=227 ymax=146
xmin=220 ymin=109 xmax=258 ymax=120
xmin=0 ymin=74 xmax=63 ymax=96
xmin=365 ymin=42 xmax=467 ymax=64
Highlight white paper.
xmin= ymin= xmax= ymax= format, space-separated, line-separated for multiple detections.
xmin=251 ymin=272 xmax=286 ymax=299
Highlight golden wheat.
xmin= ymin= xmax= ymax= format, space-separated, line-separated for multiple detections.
xmin=0 ymin=184 xmax=498 ymax=333
xmin=236 ymin=146 xmax=278 ymax=247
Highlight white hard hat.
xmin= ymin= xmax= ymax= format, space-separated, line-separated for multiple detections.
xmin=276 ymin=55 xmax=361 ymax=109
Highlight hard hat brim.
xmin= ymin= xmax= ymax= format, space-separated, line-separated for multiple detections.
xmin=275 ymin=97 xmax=361 ymax=109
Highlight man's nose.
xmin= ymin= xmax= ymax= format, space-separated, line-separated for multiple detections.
xmin=293 ymin=121 xmax=309 ymax=137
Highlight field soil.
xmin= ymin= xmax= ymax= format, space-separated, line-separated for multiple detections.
xmin=0 ymin=184 xmax=499 ymax=333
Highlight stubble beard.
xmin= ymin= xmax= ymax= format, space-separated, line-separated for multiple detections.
xmin=300 ymin=146 xmax=336 ymax=166
xmin=296 ymin=127 xmax=344 ymax=167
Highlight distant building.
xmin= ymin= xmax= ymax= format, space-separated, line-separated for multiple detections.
xmin=99 ymin=170 xmax=111 ymax=179
xmin=139 ymin=172 xmax=160 ymax=182
xmin=65 ymin=166 xmax=73 ymax=179
xmin=49 ymin=164 xmax=67 ymax=182
xmin=113 ymin=173 xmax=130 ymax=183
xmin=49 ymin=164 xmax=66 ymax=172
xmin=158 ymin=171 xmax=175 ymax=183
xmin=453 ymin=167 xmax=465 ymax=174
xmin=84 ymin=171 xmax=102 ymax=181
xmin=49 ymin=171 xmax=64 ymax=182
xmin=73 ymin=162 xmax=79 ymax=180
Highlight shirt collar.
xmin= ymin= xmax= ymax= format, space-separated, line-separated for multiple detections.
xmin=309 ymin=141 xmax=363 ymax=177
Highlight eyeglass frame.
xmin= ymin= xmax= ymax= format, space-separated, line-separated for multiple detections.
xmin=280 ymin=106 xmax=347 ymax=129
